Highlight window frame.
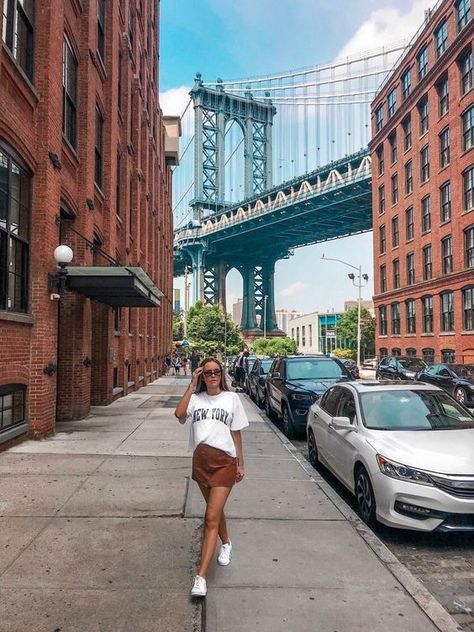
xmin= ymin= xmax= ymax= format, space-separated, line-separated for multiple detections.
xmin=421 ymin=295 xmax=433 ymax=334
xmin=459 ymin=48 xmax=473 ymax=95
xmin=94 ymin=105 xmax=104 ymax=190
xmin=463 ymin=285 xmax=474 ymax=330
xmin=423 ymin=244 xmax=432 ymax=280
xmin=401 ymin=68 xmax=411 ymax=101
xmin=437 ymin=75 xmax=449 ymax=117
xmin=439 ymin=127 xmax=450 ymax=168
xmin=440 ymin=291 xmax=454 ymax=332
xmin=393 ymin=258 xmax=400 ymax=289
xmin=0 ymin=384 xmax=26 ymax=433
xmin=421 ymin=195 xmax=431 ymax=233
xmin=418 ymin=96 xmax=429 ymax=136
xmin=462 ymin=106 xmax=474 ymax=153
xmin=62 ymin=34 xmax=78 ymax=149
xmin=434 ymin=20 xmax=448 ymax=59
xmin=379 ymin=305 xmax=387 ymax=335
xmin=391 ymin=302 xmax=400 ymax=335
xmin=464 ymin=224 xmax=474 ymax=268
xmin=456 ymin=0 xmax=472 ymax=31
xmin=463 ymin=166 xmax=474 ymax=212
xmin=379 ymin=224 xmax=386 ymax=254
xmin=405 ymin=206 xmax=414 ymax=241
xmin=2 ymin=0 xmax=35 ymax=81
xmin=417 ymin=46 xmax=428 ymax=80
xmin=441 ymin=235 xmax=453 ymax=275
xmin=440 ymin=181 xmax=451 ymax=222
xmin=391 ymin=215 xmax=399 ymax=248
xmin=420 ymin=145 xmax=430 ymax=182
xmin=406 ymin=251 xmax=415 ymax=285
xmin=405 ymin=160 xmax=413 ymax=195
xmin=406 ymin=299 xmax=416 ymax=334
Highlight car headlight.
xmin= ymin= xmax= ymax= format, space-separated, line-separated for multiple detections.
xmin=291 ymin=393 xmax=310 ymax=401
xmin=376 ymin=455 xmax=433 ymax=486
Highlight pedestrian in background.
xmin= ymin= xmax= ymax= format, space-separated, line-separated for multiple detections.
xmin=174 ymin=357 xmax=248 ymax=598
xmin=190 ymin=350 xmax=200 ymax=373
xmin=174 ymin=356 xmax=182 ymax=375
xmin=182 ymin=356 xmax=189 ymax=376
xmin=165 ymin=354 xmax=172 ymax=375
xmin=234 ymin=349 xmax=249 ymax=392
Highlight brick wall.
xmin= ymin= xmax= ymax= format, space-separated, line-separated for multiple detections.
xmin=0 ymin=0 xmax=174 ymax=441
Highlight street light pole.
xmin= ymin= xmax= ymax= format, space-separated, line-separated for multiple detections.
xmin=183 ymin=265 xmax=190 ymax=339
xmin=320 ymin=254 xmax=369 ymax=370
xmin=263 ymin=295 xmax=268 ymax=339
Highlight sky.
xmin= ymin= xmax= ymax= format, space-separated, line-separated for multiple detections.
xmin=160 ymin=0 xmax=434 ymax=315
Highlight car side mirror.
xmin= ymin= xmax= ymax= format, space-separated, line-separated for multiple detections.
xmin=273 ymin=371 xmax=281 ymax=379
xmin=331 ymin=416 xmax=355 ymax=431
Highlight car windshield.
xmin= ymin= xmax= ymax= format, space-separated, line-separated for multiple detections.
xmin=360 ymin=390 xmax=474 ymax=430
xmin=261 ymin=360 xmax=273 ymax=373
xmin=397 ymin=358 xmax=426 ymax=371
xmin=286 ymin=359 xmax=345 ymax=380
xmin=450 ymin=364 xmax=474 ymax=378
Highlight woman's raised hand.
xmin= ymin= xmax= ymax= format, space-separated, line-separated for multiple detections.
xmin=191 ymin=367 xmax=203 ymax=387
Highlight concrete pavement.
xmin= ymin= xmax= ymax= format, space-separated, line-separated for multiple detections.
xmin=0 ymin=376 xmax=461 ymax=631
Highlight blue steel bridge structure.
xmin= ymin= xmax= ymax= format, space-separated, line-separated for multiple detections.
xmin=173 ymin=42 xmax=408 ymax=336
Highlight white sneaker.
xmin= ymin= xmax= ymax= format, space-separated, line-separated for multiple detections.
xmin=191 ymin=575 xmax=207 ymax=597
xmin=217 ymin=541 xmax=232 ymax=566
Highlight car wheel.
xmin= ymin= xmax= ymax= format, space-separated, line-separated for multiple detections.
xmin=355 ymin=466 xmax=377 ymax=527
xmin=455 ymin=387 xmax=467 ymax=405
xmin=282 ymin=405 xmax=296 ymax=439
xmin=307 ymin=428 xmax=320 ymax=469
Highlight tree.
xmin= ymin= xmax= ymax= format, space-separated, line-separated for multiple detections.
xmin=252 ymin=336 xmax=297 ymax=357
xmin=332 ymin=347 xmax=357 ymax=361
xmin=335 ymin=307 xmax=375 ymax=356
xmin=186 ymin=301 xmax=243 ymax=357
xmin=173 ymin=314 xmax=184 ymax=341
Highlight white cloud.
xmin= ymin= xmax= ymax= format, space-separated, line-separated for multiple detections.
xmin=337 ymin=0 xmax=435 ymax=58
xmin=159 ymin=86 xmax=191 ymax=117
xmin=279 ymin=281 xmax=307 ymax=298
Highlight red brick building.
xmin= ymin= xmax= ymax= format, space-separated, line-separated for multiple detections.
xmin=370 ymin=0 xmax=473 ymax=364
xmin=0 ymin=0 xmax=178 ymax=446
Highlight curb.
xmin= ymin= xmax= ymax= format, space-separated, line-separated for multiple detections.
xmin=255 ymin=407 xmax=462 ymax=632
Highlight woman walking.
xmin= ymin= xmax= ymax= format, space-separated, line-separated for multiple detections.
xmin=174 ymin=357 xmax=248 ymax=597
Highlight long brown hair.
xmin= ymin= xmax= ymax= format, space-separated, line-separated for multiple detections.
xmin=195 ymin=357 xmax=229 ymax=393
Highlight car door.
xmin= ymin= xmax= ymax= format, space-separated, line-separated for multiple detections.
xmin=248 ymin=360 xmax=259 ymax=395
xmin=311 ymin=386 xmax=344 ymax=468
xmin=324 ymin=387 xmax=359 ymax=488
xmin=267 ymin=359 xmax=283 ymax=410
xmin=377 ymin=357 xmax=390 ymax=378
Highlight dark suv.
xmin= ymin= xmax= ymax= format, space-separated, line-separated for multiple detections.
xmin=264 ymin=355 xmax=351 ymax=438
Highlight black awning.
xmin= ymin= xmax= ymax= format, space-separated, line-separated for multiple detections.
xmin=65 ymin=266 xmax=162 ymax=307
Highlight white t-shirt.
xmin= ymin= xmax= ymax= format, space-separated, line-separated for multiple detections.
xmin=186 ymin=390 xmax=249 ymax=457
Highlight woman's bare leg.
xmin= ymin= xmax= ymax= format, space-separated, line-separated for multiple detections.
xmin=197 ymin=482 xmax=230 ymax=545
xmin=197 ymin=486 xmax=232 ymax=577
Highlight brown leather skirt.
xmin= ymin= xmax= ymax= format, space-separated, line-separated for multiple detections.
xmin=192 ymin=443 xmax=237 ymax=488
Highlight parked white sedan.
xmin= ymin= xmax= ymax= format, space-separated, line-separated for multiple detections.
xmin=306 ymin=381 xmax=474 ymax=532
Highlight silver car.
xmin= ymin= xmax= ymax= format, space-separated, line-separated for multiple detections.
xmin=306 ymin=381 xmax=474 ymax=532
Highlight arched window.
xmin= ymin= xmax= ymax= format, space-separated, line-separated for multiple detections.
xmin=406 ymin=348 xmax=417 ymax=357
xmin=379 ymin=347 xmax=388 ymax=358
xmin=391 ymin=348 xmax=401 ymax=357
xmin=441 ymin=349 xmax=455 ymax=363
xmin=0 ymin=142 xmax=31 ymax=313
xmin=422 ymin=348 xmax=435 ymax=364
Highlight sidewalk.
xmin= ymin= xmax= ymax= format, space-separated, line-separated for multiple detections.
xmin=0 ymin=376 xmax=460 ymax=631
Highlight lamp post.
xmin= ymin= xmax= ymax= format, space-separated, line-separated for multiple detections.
xmin=321 ymin=254 xmax=369 ymax=370
xmin=183 ymin=265 xmax=190 ymax=339
xmin=263 ymin=295 xmax=268 ymax=339
xmin=49 ymin=245 xmax=74 ymax=296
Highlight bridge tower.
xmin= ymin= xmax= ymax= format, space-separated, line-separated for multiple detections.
xmin=184 ymin=74 xmax=283 ymax=338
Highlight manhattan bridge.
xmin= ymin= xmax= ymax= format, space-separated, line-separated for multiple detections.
xmin=173 ymin=42 xmax=408 ymax=336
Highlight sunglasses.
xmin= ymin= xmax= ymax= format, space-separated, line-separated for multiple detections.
xmin=202 ymin=369 xmax=222 ymax=377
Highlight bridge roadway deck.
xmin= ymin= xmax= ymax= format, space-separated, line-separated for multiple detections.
xmin=0 ymin=375 xmax=459 ymax=631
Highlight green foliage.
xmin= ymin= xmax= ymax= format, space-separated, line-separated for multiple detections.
xmin=173 ymin=314 xmax=184 ymax=341
xmin=252 ymin=336 xmax=297 ymax=357
xmin=336 ymin=307 xmax=375 ymax=353
xmin=332 ymin=347 xmax=357 ymax=360
xmin=186 ymin=301 xmax=243 ymax=357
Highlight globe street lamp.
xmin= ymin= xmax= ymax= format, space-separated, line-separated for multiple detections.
xmin=321 ymin=254 xmax=369 ymax=370
xmin=49 ymin=245 xmax=74 ymax=297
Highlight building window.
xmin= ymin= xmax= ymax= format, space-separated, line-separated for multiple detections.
xmin=379 ymin=225 xmax=386 ymax=254
xmin=391 ymin=303 xmax=400 ymax=335
xmin=406 ymin=347 xmax=417 ymax=358
xmin=418 ymin=96 xmax=429 ymax=135
xmin=434 ymin=20 xmax=448 ymax=59
xmin=459 ymin=49 xmax=473 ymax=95
xmin=62 ymin=36 xmax=77 ymax=149
xmin=405 ymin=206 xmax=414 ymax=241
xmin=422 ymin=347 xmax=435 ymax=363
xmin=309 ymin=324 xmax=312 ymax=347
xmin=391 ymin=216 xmax=399 ymax=248
xmin=421 ymin=195 xmax=431 ymax=233
xmin=118 ymin=49 xmax=123 ymax=113
xmin=97 ymin=0 xmax=105 ymax=61
xmin=0 ymin=384 xmax=26 ymax=432
xmin=387 ymin=89 xmax=397 ymax=118
xmin=376 ymin=144 xmax=384 ymax=175
xmin=406 ymin=299 xmax=416 ymax=334
xmin=462 ymin=106 xmax=474 ymax=152
xmin=389 ymin=132 xmax=397 ymax=164
xmin=441 ymin=349 xmax=456 ymax=363
xmin=456 ymin=0 xmax=471 ymax=31
xmin=296 ymin=327 xmax=300 ymax=346
xmin=94 ymin=106 xmax=104 ymax=189
xmin=379 ymin=305 xmax=387 ymax=335
xmin=423 ymin=244 xmax=432 ymax=280
xmin=375 ymin=105 xmax=384 ymax=132
xmin=401 ymin=68 xmax=411 ymax=101
xmin=393 ymin=259 xmax=400 ymax=289
xmin=391 ymin=173 xmax=398 ymax=205
xmin=378 ymin=184 xmax=385 ymax=214
xmin=405 ymin=160 xmax=413 ymax=194
xmin=441 ymin=235 xmax=453 ymax=274
xmin=422 ymin=296 xmax=433 ymax=333
xmin=380 ymin=347 xmax=388 ymax=358
xmin=439 ymin=128 xmax=450 ymax=168
xmin=380 ymin=264 xmax=387 ymax=293
xmin=2 ymin=0 xmax=35 ymax=81
xmin=463 ymin=286 xmax=474 ymax=330
xmin=417 ymin=46 xmax=428 ymax=80
xmin=463 ymin=166 xmax=474 ymax=211
xmin=402 ymin=115 xmax=412 ymax=151
xmin=420 ymin=145 xmax=430 ymax=182
xmin=392 ymin=348 xmax=402 ymax=357
xmin=437 ymin=75 xmax=449 ymax=117
xmin=0 ymin=145 xmax=31 ymax=313
xmin=406 ymin=252 xmax=415 ymax=285
xmin=465 ymin=225 xmax=474 ymax=267
xmin=440 ymin=181 xmax=451 ymax=222
xmin=440 ymin=291 xmax=454 ymax=331
xmin=113 ymin=307 xmax=121 ymax=333
xmin=116 ymin=151 xmax=121 ymax=217
xmin=302 ymin=326 xmax=306 ymax=347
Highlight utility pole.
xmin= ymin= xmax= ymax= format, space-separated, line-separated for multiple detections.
xmin=183 ymin=265 xmax=190 ymax=339
xmin=263 ymin=295 xmax=268 ymax=338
